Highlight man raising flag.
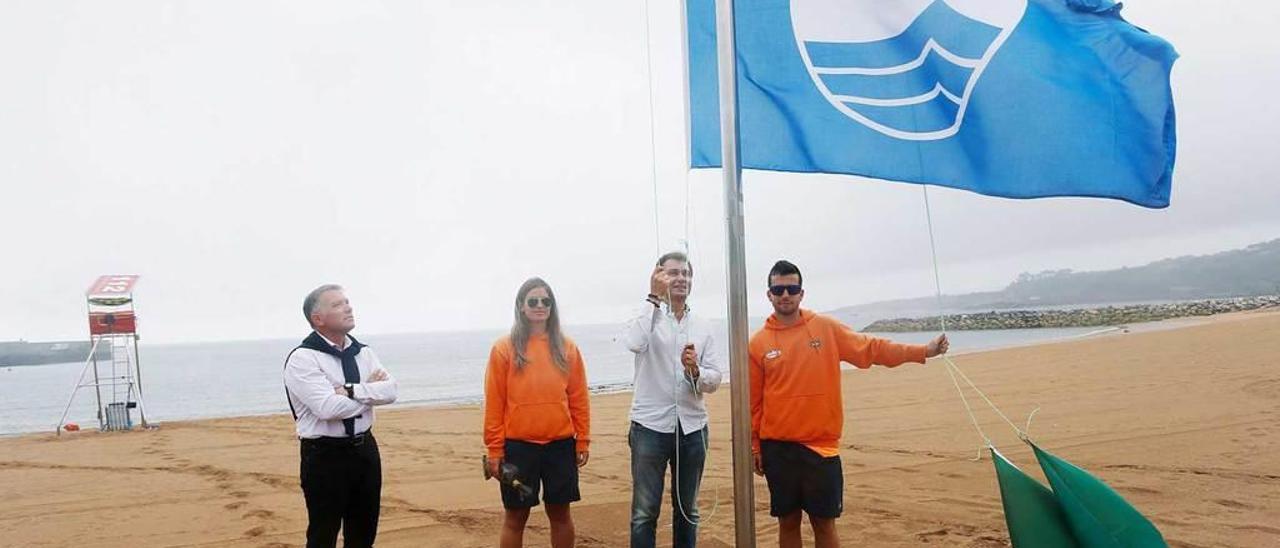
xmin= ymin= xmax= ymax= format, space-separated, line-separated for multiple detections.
xmin=749 ymin=261 xmax=948 ymax=548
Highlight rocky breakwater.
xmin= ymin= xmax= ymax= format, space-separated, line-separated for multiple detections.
xmin=862 ymin=296 xmax=1280 ymax=332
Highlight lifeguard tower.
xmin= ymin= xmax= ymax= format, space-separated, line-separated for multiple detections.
xmin=56 ymin=275 xmax=152 ymax=435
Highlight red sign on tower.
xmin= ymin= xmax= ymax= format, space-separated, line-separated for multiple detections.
xmin=86 ymin=275 xmax=141 ymax=336
xmin=86 ymin=275 xmax=141 ymax=297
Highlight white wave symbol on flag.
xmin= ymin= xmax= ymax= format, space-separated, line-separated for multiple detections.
xmin=791 ymin=0 xmax=1027 ymax=141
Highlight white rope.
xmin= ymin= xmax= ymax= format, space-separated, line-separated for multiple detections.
xmin=941 ymin=354 xmax=1028 ymax=439
xmin=1024 ymin=406 xmax=1041 ymax=439
xmin=671 ymin=315 xmax=720 ymax=526
xmin=921 ymin=186 xmax=949 ymax=333
xmin=682 ymin=165 xmax=692 ymax=256
xmin=920 ymin=186 xmax=1030 ymax=457
xmin=942 ymin=352 xmax=990 ymax=461
xmin=641 ymin=0 xmax=662 ymax=257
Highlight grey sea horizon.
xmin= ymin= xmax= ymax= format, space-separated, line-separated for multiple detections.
xmin=3 ymin=316 xmax=1121 ymax=437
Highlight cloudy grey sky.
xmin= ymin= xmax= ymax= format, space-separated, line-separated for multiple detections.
xmin=3 ymin=1 xmax=1278 ymax=344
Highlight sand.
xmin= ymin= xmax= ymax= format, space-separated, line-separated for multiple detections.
xmin=3 ymin=311 xmax=1278 ymax=547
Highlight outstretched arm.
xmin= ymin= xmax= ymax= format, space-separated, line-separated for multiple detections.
xmin=834 ymin=322 xmax=928 ymax=368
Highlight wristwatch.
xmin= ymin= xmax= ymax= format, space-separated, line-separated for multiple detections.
xmin=343 ymin=383 xmax=355 ymax=398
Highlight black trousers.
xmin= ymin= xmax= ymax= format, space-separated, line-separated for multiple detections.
xmin=300 ymin=432 xmax=382 ymax=548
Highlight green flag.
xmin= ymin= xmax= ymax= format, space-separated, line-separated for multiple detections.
xmin=991 ymin=447 xmax=1080 ymax=548
xmin=1031 ymin=443 xmax=1167 ymax=547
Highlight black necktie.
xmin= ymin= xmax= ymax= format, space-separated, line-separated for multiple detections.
xmin=300 ymin=332 xmax=365 ymax=437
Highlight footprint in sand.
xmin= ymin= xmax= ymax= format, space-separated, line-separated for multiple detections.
xmin=914 ymin=528 xmax=949 ymax=542
xmin=1237 ymin=524 xmax=1280 ymax=534
xmin=242 ymin=509 xmax=277 ymax=520
xmin=968 ymin=534 xmax=1009 ymax=548
xmin=1213 ymin=498 xmax=1252 ymax=509
xmin=224 ymin=501 xmax=248 ymax=510
xmin=230 ymin=490 xmax=251 ymax=499
xmin=1241 ymin=379 xmax=1280 ymax=400
xmin=243 ymin=526 xmax=266 ymax=537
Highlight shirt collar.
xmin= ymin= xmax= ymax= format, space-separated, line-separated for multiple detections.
xmin=316 ymin=332 xmax=349 ymax=350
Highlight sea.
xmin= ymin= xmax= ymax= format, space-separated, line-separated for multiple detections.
xmin=1 ymin=321 xmax=1110 ymax=436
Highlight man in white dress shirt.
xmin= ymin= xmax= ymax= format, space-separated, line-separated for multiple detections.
xmin=621 ymin=252 xmax=724 ymax=548
xmin=284 ymin=284 xmax=397 ymax=548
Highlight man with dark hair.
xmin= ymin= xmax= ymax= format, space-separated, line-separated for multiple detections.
xmin=285 ymin=284 xmax=398 ymax=548
xmin=621 ymin=251 xmax=723 ymax=548
xmin=750 ymin=260 xmax=948 ymax=548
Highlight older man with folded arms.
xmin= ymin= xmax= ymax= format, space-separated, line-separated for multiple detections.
xmin=284 ymin=284 xmax=397 ymax=548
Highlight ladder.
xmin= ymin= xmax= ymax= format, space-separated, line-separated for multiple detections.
xmin=56 ymin=333 xmax=152 ymax=435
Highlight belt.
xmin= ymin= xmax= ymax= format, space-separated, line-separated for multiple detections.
xmin=301 ymin=430 xmax=373 ymax=447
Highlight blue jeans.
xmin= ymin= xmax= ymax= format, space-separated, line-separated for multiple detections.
xmin=629 ymin=421 xmax=707 ymax=548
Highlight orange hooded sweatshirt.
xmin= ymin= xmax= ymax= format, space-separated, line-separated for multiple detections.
xmin=484 ymin=333 xmax=591 ymax=459
xmin=749 ymin=309 xmax=927 ymax=457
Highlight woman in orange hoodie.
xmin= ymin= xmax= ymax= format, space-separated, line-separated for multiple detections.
xmin=484 ymin=277 xmax=591 ymax=548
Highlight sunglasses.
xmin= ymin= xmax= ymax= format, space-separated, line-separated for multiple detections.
xmin=525 ymin=297 xmax=554 ymax=308
xmin=769 ymin=284 xmax=802 ymax=296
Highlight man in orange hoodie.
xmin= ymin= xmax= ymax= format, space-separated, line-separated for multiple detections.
xmin=749 ymin=260 xmax=948 ymax=548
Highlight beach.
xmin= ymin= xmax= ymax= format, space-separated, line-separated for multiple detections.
xmin=2 ymin=311 xmax=1277 ymax=547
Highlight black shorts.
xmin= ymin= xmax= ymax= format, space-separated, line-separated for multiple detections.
xmin=500 ymin=438 xmax=580 ymax=509
xmin=760 ymin=440 xmax=843 ymax=518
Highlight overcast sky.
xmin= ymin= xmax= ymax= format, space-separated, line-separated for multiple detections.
xmin=2 ymin=1 xmax=1278 ymax=344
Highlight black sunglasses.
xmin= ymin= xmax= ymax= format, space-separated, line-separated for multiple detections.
xmin=769 ymin=284 xmax=802 ymax=296
xmin=525 ymin=297 xmax=554 ymax=308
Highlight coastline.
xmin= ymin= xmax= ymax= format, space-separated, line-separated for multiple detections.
xmin=862 ymin=295 xmax=1280 ymax=332
xmin=0 ymin=312 xmax=1224 ymax=441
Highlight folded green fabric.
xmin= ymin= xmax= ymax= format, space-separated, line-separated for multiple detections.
xmin=1031 ymin=442 xmax=1167 ymax=547
xmin=991 ymin=447 xmax=1080 ymax=548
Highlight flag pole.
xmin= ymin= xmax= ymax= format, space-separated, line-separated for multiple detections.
xmin=714 ymin=0 xmax=757 ymax=545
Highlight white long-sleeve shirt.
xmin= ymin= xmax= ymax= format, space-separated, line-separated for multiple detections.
xmin=621 ymin=303 xmax=723 ymax=434
xmin=284 ymin=333 xmax=398 ymax=439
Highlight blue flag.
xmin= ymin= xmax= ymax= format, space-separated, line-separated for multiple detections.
xmin=686 ymin=0 xmax=1178 ymax=208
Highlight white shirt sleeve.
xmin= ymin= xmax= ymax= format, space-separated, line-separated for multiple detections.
xmin=695 ymin=328 xmax=724 ymax=394
xmin=285 ymin=350 xmax=369 ymax=420
xmin=621 ymin=302 xmax=662 ymax=354
xmin=352 ymin=348 xmax=398 ymax=405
